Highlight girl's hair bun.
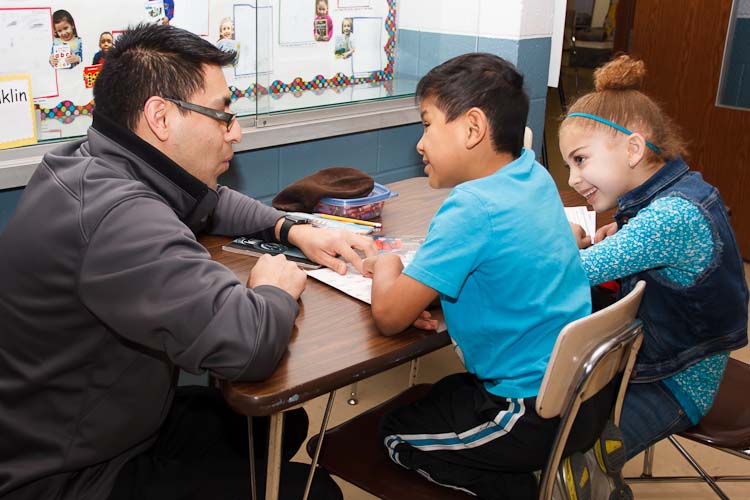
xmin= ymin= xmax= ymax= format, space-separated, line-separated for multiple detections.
xmin=594 ymin=54 xmax=646 ymax=92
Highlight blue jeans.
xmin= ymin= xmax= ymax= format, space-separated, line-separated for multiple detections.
xmin=619 ymin=380 xmax=693 ymax=459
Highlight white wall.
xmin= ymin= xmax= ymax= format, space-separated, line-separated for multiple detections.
xmin=399 ymin=0 xmax=557 ymax=40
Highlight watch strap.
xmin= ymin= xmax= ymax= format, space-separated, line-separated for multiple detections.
xmin=279 ymin=217 xmax=296 ymax=246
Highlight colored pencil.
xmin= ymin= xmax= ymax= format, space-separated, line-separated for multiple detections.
xmin=313 ymin=213 xmax=382 ymax=228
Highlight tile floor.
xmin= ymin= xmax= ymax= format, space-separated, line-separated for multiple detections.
xmin=290 ymin=64 xmax=750 ymax=499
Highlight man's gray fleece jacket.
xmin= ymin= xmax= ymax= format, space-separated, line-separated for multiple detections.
xmin=0 ymin=113 xmax=297 ymax=499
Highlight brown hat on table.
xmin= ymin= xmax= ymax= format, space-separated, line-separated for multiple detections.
xmin=272 ymin=167 xmax=374 ymax=212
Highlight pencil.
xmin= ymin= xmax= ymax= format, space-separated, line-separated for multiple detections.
xmin=314 ymin=213 xmax=382 ymax=228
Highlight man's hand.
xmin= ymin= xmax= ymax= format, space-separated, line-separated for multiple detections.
xmin=286 ymin=224 xmax=378 ymax=275
xmin=594 ymin=222 xmax=618 ymax=243
xmin=569 ymin=222 xmax=592 ymax=249
xmin=247 ymin=254 xmax=307 ymax=300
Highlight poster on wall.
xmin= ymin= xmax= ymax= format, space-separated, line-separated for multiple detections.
xmin=0 ymin=0 xmax=394 ymax=145
xmin=0 ymin=7 xmax=58 ymax=99
xmin=0 ymin=74 xmax=37 ymax=149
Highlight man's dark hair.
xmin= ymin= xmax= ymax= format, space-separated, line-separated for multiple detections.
xmin=416 ymin=53 xmax=529 ymax=157
xmin=94 ymin=23 xmax=236 ymax=130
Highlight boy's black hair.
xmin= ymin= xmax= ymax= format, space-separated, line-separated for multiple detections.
xmin=416 ymin=53 xmax=529 ymax=157
xmin=93 ymin=23 xmax=235 ymax=131
xmin=52 ymin=9 xmax=77 ymax=37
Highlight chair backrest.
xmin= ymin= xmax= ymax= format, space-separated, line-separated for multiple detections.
xmin=524 ymin=127 xmax=533 ymax=150
xmin=537 ymin=280 xmax=645 ymax=420
xmin=536 ymin=281 xmax=646 ymax=500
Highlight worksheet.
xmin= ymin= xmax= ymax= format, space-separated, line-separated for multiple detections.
xmin=306 ymin=236 xmax=423 ymax=304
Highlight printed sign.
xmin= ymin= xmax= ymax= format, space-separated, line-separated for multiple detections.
xmin=0 ymin=74 xmax=37 ymax=150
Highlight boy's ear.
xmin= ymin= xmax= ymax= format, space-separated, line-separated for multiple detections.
xmin=465 ymin=107 xmax=488 ymax=149
xmin=626 ymin=133 xmax=648 ymax=168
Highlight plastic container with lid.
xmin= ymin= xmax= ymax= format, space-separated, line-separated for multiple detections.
xmin=314 ymin=183 xmax=398 ymax=221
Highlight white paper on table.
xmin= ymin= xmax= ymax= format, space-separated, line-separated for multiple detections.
xmin=564 ymin=206 xmax=597 ymax=243
xmin=307 ymin=263 xmax=374 ymax=303
xmin=306 ymin=237 xmax=422 ymax=304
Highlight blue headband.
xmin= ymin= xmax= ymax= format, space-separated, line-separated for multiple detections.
xmin=566 ymin=112 xmax=661 ymax=155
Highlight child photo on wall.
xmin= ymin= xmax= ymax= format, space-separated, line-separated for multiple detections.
xmin=314 ymin=0 xmax=332 ymax=41
xmin=49 ymin=9 xmax=82 ymax=69
xmin=92 ymin=32 xmax=113 ymax=65
xmin=215 ymin=17 xmax=239 ymax=64
xmin=334 ymin=17 xmax=355 ymax=58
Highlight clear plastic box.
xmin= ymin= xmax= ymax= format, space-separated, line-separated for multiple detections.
xmin=314 ymin=183 xmax=398 ymax=220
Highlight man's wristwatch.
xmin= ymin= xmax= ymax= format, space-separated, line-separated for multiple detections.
xmin=279 ymin=214 xmax=310 ymax=246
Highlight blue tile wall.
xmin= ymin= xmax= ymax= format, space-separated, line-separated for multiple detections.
xmin=516 ymin=37 xmax=552 ymax=101
xmin=395 ymin=29 xmax=551 ymax=160
xmin=0 ymin=124 xmax=426 ymax=232
xmin=216 ymin=123 xmax=425 ymax=206
xmin=416 ymin=32 xmax=479 ymax=78
xmin=279 ymin=130 xmax=380 ymax=184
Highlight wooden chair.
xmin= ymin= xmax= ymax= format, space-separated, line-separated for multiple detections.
xmin=627 ymin=357 xmax=750 ymax=499
xmin=307 ymin=281 xmax=646 ymax=500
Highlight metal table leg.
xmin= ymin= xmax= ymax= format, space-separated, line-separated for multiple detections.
xmin=302 ymin=391 xmax=337 ymax=500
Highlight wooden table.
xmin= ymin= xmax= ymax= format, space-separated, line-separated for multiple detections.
xmin=200 ymin=177 xmax=605 ymax=500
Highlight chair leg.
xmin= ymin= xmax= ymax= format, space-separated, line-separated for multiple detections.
xmin=667 ymin=436 xmax=731 ymax=500
xmin=640 ymin=444 xmax=655 ymax=478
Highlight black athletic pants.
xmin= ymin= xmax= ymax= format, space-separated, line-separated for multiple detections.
xmin=380 ymin=373 xmax=613 ymax=499
xmin=108 ymin=386 xmax=342 ymax=500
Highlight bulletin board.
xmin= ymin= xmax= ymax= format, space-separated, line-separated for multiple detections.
xmin=0 ymin=0 xmax=396 ymax=144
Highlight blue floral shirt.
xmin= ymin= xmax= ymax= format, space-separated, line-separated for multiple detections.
xmin=580 ymin=196 xmax=728 ymax=424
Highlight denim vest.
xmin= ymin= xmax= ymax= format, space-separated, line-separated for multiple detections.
xmin=616 ymin=158 xmax=748 ymax=382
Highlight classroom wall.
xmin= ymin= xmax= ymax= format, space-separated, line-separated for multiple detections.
xmin=0 ymin=123 xmax=424 ymax=234
xmin=395 ymin=0 xmax=553 ymax=156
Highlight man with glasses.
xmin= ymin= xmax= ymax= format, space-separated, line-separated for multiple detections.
xmin=0 ymin=23 xmax=373 ymax=500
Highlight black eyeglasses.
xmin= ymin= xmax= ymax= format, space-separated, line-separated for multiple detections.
xmin=164 ymin=97 xmax=237 ymax=132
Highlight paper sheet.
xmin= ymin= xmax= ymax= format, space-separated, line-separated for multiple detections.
xmin=0 ymin=74 xmax=37 ymax=149
xmin=0 ymin=8 xmax=58 ymax=99
xmin=306 ymin=236 xmax=423 ymax=304
xmin=564 ymin=206 xmax=597 ymax=243
xmin=351 ymin=17 xmax=382 ymax=76
xmin=170 ymin=0 xmax=209 ymax=36
xmin=279 ymin=0 xmax=313 ymax=45
xmin=234 ymin=3 xmax=273 ymax=76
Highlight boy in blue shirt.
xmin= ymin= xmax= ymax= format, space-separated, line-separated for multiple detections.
xmin=363 ymin=53 xmax=600 ymax=499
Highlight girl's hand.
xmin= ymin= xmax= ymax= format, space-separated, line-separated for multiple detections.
xmin=569 ymin=222 xmax=592 ymax=249
xmin=595 ymin=222 xmax=618 ymax=243
xmin=66 ymin=54 xmax=81 ymax=65
xmin=412 ymin=310 xmax=438 ymax=331
xmin=49 ymin=55 xmax=57 ymax=67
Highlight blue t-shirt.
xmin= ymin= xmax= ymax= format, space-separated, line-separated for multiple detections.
xmin=404 ymin=149 xmax=592 ymax=399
